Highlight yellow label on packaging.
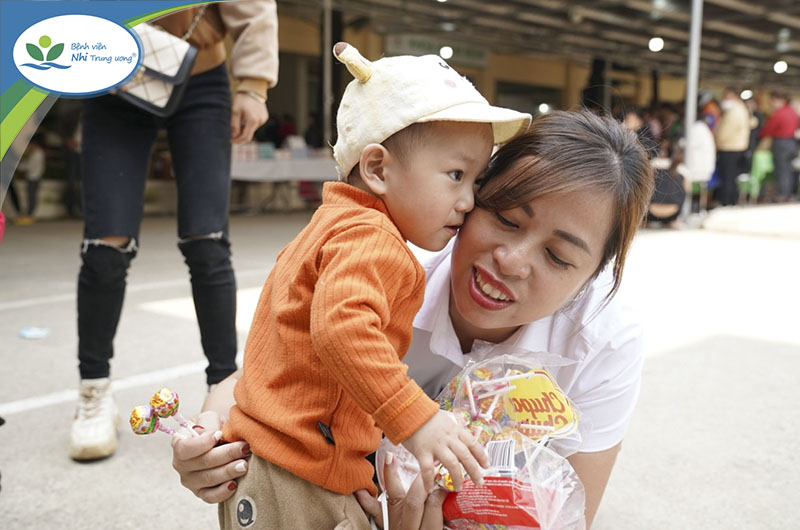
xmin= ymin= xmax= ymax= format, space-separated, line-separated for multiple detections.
xmin=503 ymin=370 xmax=578 ymax=438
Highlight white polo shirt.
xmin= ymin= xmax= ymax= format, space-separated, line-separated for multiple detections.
xmin=404 ymin=242 xmax=644 ymax=455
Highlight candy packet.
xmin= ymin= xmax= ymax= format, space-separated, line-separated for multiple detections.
xmin=376 ymin=353 xmax=587 ymax=530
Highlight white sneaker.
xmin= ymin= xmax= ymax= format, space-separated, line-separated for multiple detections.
xmin=69 ymin=378 xmax=119 ymax=461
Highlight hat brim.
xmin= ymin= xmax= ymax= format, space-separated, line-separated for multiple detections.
xmin=418 ymin=102 xmax=532 ymax=144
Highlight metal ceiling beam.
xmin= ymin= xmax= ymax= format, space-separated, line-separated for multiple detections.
xmin=515 ymin=10 xmax=572 ymax=29
xmin=703 ymin=0 xmax=764 ymax=16
xmin=703 ymin=20 xmax=776 ymax=43
xmin=449 ymin=0 xmax=515 ymax=17
xmin=624 ymin=0 xmax=690 ymax=22
xmin=703 ymin=0 xmax=800 ymax=32
xmin=511 ymin=0 xmax=569 ymax=10
xmin=766 ymin=13 xmax=800 ymax=32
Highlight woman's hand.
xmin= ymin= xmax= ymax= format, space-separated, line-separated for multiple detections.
xmin=355 ymin=453 xmax=449 ymax=530
xmin=171 ymin=410 xmax=251 ymax=503
xmin=230 ymin=92 xmax=268 ymax=144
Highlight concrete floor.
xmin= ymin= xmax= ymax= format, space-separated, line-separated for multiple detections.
xmin=1 ymin=204 xmax=798 ymax=529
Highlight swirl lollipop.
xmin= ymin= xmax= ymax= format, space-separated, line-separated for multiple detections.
xmin=149 ymin=387 xmax=198 ymax=437
xmin=129 ymin=405 xmax=185 ymax=438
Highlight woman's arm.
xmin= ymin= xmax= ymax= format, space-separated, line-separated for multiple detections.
xmin=202 ymin=368 xmax=242 ymax=417
xmin=171 ymin=370 xmax=248 ymax=503
xmin=567 ymin=443 xmax=621 ymax=528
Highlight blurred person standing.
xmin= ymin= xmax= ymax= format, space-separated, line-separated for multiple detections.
xmin=623 ymin=108 xmax=658 ymax=157
xmin=677 ymin=109 xmax=716 ymax=213
xmin=715 ymin=87 xmax=750 ymax=206
xmin=63 ymin=110 xmax=82 ymax=217
xmin=10 ymin=133 xmax=46 ymax=225
xmin=624 ymin=109 xmax=684 ymax=227
xmin=69 ymin=1 xmax=278 ymax=461
xmin=759 ymin=91 xmax=798 ymax=202
xmin=745 ymin=97 xmax=765 ymax=158
xmin=277 ymin=113 xmax=297 ymax=147
xmin=644 ymin=107 xmax=663 ymax=147
xmin=700 ymin=94 xmax=721 ymax=131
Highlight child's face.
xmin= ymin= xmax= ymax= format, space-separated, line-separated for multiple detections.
xmin=381 ymin=121 xmax=493 ymax=251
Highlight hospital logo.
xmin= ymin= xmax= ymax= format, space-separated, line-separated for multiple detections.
xmin=13 ymin=14 xmax=142 ymax=96
xmin=21 ymin=35 xmax=69 ymax=70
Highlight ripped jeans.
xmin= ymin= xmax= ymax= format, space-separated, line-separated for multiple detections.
xmin=77 ymin=64 xmax=237 ymax=385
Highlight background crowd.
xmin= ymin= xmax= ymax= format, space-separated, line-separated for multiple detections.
xmin=615 ymin=88 xmax=799 ymax=229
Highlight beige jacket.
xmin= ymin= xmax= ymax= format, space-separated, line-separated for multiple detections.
xmin=156 ymin=0 xmax=278 ymax=100
xmin=715 ymin=98 xmax=750 ymax=152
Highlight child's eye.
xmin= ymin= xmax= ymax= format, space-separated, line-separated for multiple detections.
xmin=546 ymin=248 xmax=572 ymax=269
xmin=494 ymin=212 xmax=518 ymax=229
xmin=447 ymin=170 xmax=463 ymax=182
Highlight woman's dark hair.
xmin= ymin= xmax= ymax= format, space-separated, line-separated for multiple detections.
xmin=476 ymin=109 xmax=655 ymax=300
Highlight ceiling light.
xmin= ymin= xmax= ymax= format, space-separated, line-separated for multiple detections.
xmin=437 ymin=0 xmax=448 ymax=3
xmin=439 ymin=46 xmax=453 ymax=60
xmin=648 ymin=37 xmax=664 ymax=52
xmin=773 ymin=60 xmax=788 ymax=74
xmin=439 ymin=21 xmax=456 ymax=32
xmin=740 ymin=89 xmax=753 ymax=100
xmin=538 ymin=103 xmax=551 ymax=114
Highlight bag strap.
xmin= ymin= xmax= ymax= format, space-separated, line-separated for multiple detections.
xmin=181 ymin=4 xmax=208 ymax=41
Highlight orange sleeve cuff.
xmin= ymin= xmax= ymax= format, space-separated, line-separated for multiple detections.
xmin=373 ymin=380 xmax=439 ymax=444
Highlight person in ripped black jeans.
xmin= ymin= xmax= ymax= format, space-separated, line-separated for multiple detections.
xmin=69 ymin=1 xmax=278 ymax=462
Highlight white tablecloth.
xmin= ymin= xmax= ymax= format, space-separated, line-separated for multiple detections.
xmin=231 ymin=158 xmax=338 ymax=182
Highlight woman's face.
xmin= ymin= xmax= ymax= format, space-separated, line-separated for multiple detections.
xmin=449 ymin=188 xmax=614 ymax=345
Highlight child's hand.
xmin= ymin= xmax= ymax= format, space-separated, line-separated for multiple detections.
xmin=402 ymin=410 xmax=488 ymax=493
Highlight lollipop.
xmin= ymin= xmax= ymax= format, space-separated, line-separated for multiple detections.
xmin=149 ymin=387 xmax=198 ymax=437
xmin=129 ymin=405 xmax=186 ymax=438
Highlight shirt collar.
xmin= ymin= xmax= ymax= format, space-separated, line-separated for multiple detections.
xmin=322 ymin=181 xmax=389 ymax=216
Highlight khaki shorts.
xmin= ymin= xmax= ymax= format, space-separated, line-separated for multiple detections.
xmin=219 ymin=454 xmax=372 ymax=530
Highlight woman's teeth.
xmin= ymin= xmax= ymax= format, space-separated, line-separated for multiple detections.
xmin=475 ymin=270 xmax=509 ymax=301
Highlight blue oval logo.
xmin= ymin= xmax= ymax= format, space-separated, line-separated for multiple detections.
xmin=13 ymin=15 xmax=141 ymax=96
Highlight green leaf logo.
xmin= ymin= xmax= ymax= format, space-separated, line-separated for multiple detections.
xmin=26 ymin=43 xmax=44 ymax=61
xmin=46 ymin=43 xmax=64 ymax=61
xmin=25 ymin=35 xmax=64 ymax=63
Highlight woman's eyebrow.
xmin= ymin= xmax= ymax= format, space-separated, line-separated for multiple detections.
xmin=553 ymin=230 xmax=591 ymax=255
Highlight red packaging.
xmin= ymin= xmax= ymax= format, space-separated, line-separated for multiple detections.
xmin=443 ymin=476 xmax=540 ymax=528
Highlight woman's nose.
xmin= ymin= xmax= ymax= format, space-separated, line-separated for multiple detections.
xmin=493 ymin=244 xmax=531 ymax=280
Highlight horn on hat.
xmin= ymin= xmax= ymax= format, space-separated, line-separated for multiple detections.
xmin=333 ymin=42 xmax=372 ymax=83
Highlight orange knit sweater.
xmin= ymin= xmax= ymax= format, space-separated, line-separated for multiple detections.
xmin=224 ymin=183 xmax=440 ymax=495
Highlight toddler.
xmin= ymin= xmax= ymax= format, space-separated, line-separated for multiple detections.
xmin=221 ymin=42 xmax=531 ymax=530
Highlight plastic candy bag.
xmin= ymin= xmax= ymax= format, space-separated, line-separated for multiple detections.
xmin=376 ymin=353 xmax=587 ymax=530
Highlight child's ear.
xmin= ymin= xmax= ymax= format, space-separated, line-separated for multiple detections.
xmin=358 ymin=144 xmax=391 ymax=196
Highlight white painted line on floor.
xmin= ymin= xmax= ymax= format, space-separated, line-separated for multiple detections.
xmin=0 ymin=354 xmax=243 ymax=417
xmin=138 ymin=286 xmax=262 ymax=330
xmin=0 ymin=292 xmax=76 ymax=311
xmin=0 ymin=268 xmax=269 ymax=311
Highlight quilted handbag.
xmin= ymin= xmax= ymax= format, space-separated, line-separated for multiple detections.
xmin=118 ymin=9 xmax=205 ymax=117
